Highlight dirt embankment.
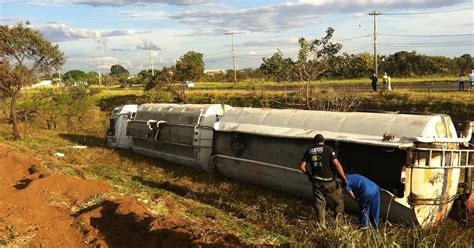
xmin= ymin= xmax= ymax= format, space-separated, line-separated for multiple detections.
xmin=0 ymin=145 xmax=253 ymax=247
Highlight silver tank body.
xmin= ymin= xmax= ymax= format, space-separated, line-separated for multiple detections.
xmin=212 ymin=107 xmax=467 ymax=226
xmin=127 ymin=103 xmax=231 ymax=172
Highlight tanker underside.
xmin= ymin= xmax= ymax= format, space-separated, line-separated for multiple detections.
xmin=212 ymin=132 xmax=418 ymax=224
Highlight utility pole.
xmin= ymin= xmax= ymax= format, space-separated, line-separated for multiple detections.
xmin=58 ymin=67 xmax=62 ymax=86
xmin=226 ymin=32 xmax=237 ymax=86
xmin=369 ymin=11 xmax=380 ymax=76
xmin=97 ymin=57 xmax=101 ymax=86
xmin=150 ymin=50 xmax=155 ymax=76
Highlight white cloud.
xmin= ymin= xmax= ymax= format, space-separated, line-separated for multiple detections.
xmin=118 ymin=11 xmax=166 ymax=19
xmin=136 ymin=38 xmax=162 ymax=51
xmin=240 ymin=38 xmax=298 ymax=47
xmin=111 ymin=48 xmax=131 ymax=52
xmin=35 ymin=23 xmax=147 ymax=49
xmin=0 ymin=17 xmax=21 ymax=25
xmin=167 ymin=0 xmax=468 ymax=33
xmin=75 ymin=0 xmax=213 ymax=7
xmin=98 ymin=56 xmax=121 ymax=70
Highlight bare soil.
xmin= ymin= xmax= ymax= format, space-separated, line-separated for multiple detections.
xmin=0 ymin=144 xmax=262 ymax=247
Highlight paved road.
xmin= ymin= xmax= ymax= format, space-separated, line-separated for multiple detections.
xmin=192 ymin=81 xmax=471 ymax=92
xmin=323 ymin=81 xmax=461 ymax=91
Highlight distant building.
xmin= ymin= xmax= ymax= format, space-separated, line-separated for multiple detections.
xmin=204 ymin=69 xmax=225 ymax=75
xmin=30 ymin=80 xmax=53 ymax=88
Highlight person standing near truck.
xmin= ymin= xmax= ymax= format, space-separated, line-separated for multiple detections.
xmin=469 ymin=71 xmax=474 ymax=92
xmin=382 ymin=73 xmax=388 ymax=90
xmin=459 ymin=73 xmax=465 ymax=91
xmin=370 ymin=73 xmax=378 ymax=92
xmin=345 ymin=173 xmax=381 ymax=228
xmin=387 ymin=74 xmax=392 ymax=91
xmin=299 ymin=134 xmax=348 ymax=227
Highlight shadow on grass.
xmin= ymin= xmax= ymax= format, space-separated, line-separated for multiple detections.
xmin=132 ymin=175 xmax=251 ymax=219
xmin=59 ymin=132 xmax=313 ymax=224
xmin=77 ymin=200 xmax=204 ymax=247
xmin=58 ymin=133 xmax=108 ymax=148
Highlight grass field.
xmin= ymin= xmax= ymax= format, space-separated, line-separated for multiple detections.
xmin=1 ymin=82 xmax=474 ymax=246
xmin=83 ymin=75 xmax=458 ymax=91
xmin=0 ymin=120 xmax=472 ymax=247
xmin=194 ymin=76 xmax=458 ymax=89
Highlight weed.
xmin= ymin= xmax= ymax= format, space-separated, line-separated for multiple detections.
xmin=70 ymin=193 xmax=107 ymax=215
xmin=1 ymin=85 xmax=473 ymax=246
xmin=43 ymin=189 xmax=72 ymax=209
xmin=0 ymin=225 xmax=36 ymax=248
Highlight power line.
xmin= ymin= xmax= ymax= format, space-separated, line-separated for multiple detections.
xmin=205 ymin=57 xmax=230 ymax=63
xmin=336 ymin=34 xmax=372 ymax=41
xmin=236 ymin=45 xmax=299 ymax=52
xmin=380 ymin=41 xmax=473 ymax=46
xmin=342 ymin=45 xmax=374 ymax=53
xmin=381 ymin=7 xmax=472 ymax=15
xmin=379 ymin=33 xmax=474 ymax=38
xmin=380 ymin=44 xmax=473 ymax=48
xmin=204 ymin=50 xmax=233 ymax=58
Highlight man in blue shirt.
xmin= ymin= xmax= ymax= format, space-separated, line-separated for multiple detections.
xmin=345 ymin=174 xmax=380 ymax=228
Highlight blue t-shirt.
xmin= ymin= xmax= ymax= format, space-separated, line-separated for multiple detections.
xmin=345 ymin=174 xmax=379 ymax=196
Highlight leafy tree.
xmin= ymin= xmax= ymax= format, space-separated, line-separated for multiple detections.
xmin=0 ymin=23 xmax=64 ymax=139
xmin=237 ymin=68 xmax=264 ymax=81
xmin=260 ymin=50 xmax=294 ymax=82
xmin=85 ymin=71 xmax=99 ymax=85
xmin=31 ymin=88 xmax=67 ymax=129
xmin=380 ymin=51 xmax=454 ymax=77
xmin=101 ymin=75 xmax=117 ymax=87
xmin=349 ymin=52 xmax=373 ymax=78
xmin=138 ymin=69 xmax=153 ymax=80
xmin=65 ymin=86 xmax=95 ymax=132
xmin=294 ymin=27 xmax=342 ymax=106
xmin=175 ymin=51 xmax=204 ymax=81
xmin=455 ymin=54 xmax=473 ymax=74
xmin=110 ymin=64 xmax=129 ymax=78
xmin=144 ymin=66 xmax=188 ymax=103
xmin=63 ymin=70 xmax=86 ymax=83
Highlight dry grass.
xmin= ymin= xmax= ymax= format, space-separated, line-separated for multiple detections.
xmin=1 ymin=87 xmax=473 ymax=246
xmin=70 ymin=193 xmax=107 ymax=215
xmin=1 ymin=119 xmax=473 ymax=246
xmin=43 ymin=189 xmax=73 ymax=209
xmin=0 ymin=224 xmax=36 ymax=248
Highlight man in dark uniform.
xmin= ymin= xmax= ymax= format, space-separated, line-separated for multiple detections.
xmin=370 ymin=73 xmax=378 ymax=92
xmin=299 ymin=134 xmax=348 ymax=227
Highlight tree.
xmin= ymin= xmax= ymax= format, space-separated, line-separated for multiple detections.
xmin=294 ymin=27 xmax=342 ymax=106
xmin=0 ymin=23 xmax=64 ymax=139
xmin=110 ymin=64 xmax=129 ymax=78
xmin=455 ymin=54 xmax=473 ymax=74
xmin=63 ymin=70 xmax=86 ymax=83
xmin=349 ymin=52 xmax=373 ymax=78
xmin=260 ymin=49 xmax=294 ymax=83
xmin=31 ymin=88 xmax=67 ymax=129
xmin=175 ymin=51 xmax=204 ymax=81
xmin=85 ymin=71 xmax=99 ymax=85
xmin=64 ymin=87 xmax=95 ymax=132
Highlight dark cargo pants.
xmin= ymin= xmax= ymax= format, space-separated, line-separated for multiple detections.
xmin=312 ymin=180 xmax=344 ymax=226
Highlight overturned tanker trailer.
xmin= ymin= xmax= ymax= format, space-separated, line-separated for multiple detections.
xmin=126 ymin=103 xmax=231 ymax=172
xmin=212 ymin=108 xmax=474 ymax=226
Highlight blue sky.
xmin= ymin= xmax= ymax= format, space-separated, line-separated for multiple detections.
xmin=0 ymin=0 xmax=472 ymax=74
